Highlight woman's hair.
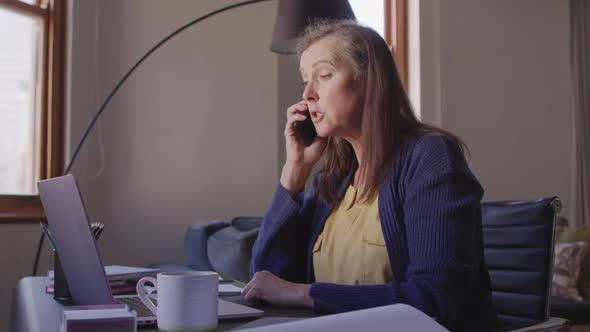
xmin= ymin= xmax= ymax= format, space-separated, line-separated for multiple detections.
xmin=297 ymin=20 xmax=466 ymax=204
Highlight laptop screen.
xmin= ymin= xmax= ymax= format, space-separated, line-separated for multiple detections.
xmin=38 ymin=174 xmax=115 ymax=305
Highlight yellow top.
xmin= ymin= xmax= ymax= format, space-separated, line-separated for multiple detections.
xmin=312 ymin=185 xmax=394 ymax=285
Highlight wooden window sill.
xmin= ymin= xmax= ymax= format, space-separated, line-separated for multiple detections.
xmin=0 ymin=196 xmax=45 ymax=224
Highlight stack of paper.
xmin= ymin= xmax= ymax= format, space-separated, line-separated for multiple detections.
xmin=60 ymin=304 xmax=136 ymax=332
xmin=47 ymin=265 xmax=159 ymax=295
xmin=48 ymin=265 xmax=159 ymax=282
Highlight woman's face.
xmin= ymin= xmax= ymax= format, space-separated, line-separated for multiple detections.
xmin=300 ymin=35 xmax=364 ymax=140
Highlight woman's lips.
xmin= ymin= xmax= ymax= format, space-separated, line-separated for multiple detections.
xmin=310 ymin=110 xmax=322 ymax=120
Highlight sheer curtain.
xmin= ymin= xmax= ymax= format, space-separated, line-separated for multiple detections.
xmin=571 ymin=0 xmax=590 ymax=226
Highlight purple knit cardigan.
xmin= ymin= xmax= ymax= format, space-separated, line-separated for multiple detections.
xmin=251 ymin=134 xmax=496 ymax=331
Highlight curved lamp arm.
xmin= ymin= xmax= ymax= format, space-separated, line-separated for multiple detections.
xmin=64 ymin=0 xmax=272 ymax=174
xmin=33 ymin=0 xmax=355 ymax=276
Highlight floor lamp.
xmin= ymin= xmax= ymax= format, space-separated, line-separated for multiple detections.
xmin=32 ymin=0 xmax=355 ymax=276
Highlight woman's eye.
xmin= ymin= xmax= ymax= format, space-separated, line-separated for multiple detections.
xmin=319 ymin=74 xmax=332 ymax=80
xmin=301 ymin=81 xmax=308 ymax=87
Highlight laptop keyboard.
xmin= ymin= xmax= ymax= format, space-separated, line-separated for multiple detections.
xmin=115 ymin=296 xmax=156 ymax=318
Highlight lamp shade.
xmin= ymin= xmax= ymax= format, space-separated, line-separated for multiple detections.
xmin=270 ymin=0 xmax=356 ymax=54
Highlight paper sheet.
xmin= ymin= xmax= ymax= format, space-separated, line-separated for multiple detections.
xmin=239 ymin=304 xmax=448 ymax=332
xmin=219 ymin=283 xmax=243 ymax=295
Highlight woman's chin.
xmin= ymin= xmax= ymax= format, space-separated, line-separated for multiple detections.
xmin=314 ymin=125 xmax=331 ymax=138
xmin=315 ymin=130 xmax=328 ymax=138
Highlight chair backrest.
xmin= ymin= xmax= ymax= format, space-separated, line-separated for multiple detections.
xmin=482 ymin=197 xmax=560 ymax=331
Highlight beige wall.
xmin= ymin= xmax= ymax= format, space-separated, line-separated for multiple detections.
xmin=70 ymin=0 xmax=279 ymax=268
xmin=413 ymin=0 xmax=573 ymax=217
xmin=72 ymin=0 xmax=279 ymax=266
xmin=2 ymin=0 xmax=279 ymax=329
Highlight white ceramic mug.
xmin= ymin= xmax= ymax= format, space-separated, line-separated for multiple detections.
xmin=136 ymin=271 xmax=218 ymax=331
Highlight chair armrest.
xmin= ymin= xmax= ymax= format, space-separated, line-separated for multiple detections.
xmin=509 ymin=317 xmax=570 ymax=332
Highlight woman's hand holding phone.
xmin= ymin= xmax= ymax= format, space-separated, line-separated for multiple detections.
xmin=281 ymin=101 xmax=327 ymax=197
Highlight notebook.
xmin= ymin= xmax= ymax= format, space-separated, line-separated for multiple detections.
xmin=38 ymin=174 xmax=263 ymax=326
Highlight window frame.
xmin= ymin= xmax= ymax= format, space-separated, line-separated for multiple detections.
xmin=385 ymin=0 xmax=408 ymax=88
xmin=0 ymin=0 xmax=65 ymax=224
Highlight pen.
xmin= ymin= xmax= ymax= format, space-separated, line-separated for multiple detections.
xmin=40 ymin=223 xmax=57 ymax=251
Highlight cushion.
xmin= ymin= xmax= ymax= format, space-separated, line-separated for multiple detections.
xmin=556 ymin=225 xmax=590 ymax=298
xmin=551 ymin=241 xmax=588 ymax=300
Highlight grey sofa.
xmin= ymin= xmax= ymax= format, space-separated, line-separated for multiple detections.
xmin=179 ymin=217 xmax=262 ymax=283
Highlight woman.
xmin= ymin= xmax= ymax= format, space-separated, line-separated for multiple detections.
xmin=241 ymin=20 xmax=496 ymax=331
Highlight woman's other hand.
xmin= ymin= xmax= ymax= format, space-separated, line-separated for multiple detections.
xmin=281 ymin=101 xmax=327 ymax=197
xmin=241 ymin=270 xmax=314 ymax=308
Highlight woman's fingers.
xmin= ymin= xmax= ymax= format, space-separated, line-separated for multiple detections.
xmin=241 ymin=272 xmax=263 ymax=304
xmin=285 ymin=114 xmax=307 ymax=135
xmin=285 ymin=102 xmax=310 ymax=137
xmin=282 ymin=100 xmax=320 ymax=179
xmin=242 ymin=283 xmax=258 ymax=303
xmin=287 ymin=101 xmax=308 ymax=115
xmin=241 ymin=271 xmax=307 ymax=307
xmin=243 ymin=287 xmax=258 ymax=304
xmin=286 ymin=103 xmax=309 ymax=122
xmin=241 ymin=277 xmax=255 ymax=297
xmin=287 ymin=113 xmax=307 ymax=124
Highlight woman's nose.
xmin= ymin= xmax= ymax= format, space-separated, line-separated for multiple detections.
xmin=302 ymin=82 xmax=318 ymax=102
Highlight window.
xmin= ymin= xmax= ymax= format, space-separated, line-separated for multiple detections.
xmin=350 ymin=0 xmax=407 ymax=87
xmin=349 ymin=0 xmax=385 ymax=38
xmin=0 ymin=0 xmax=66 ymax=223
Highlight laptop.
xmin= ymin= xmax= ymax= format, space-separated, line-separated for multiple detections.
xmin=37 ymin=174 xmax=263 ymax=326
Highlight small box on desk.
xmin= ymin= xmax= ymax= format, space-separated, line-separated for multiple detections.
xmin=60 ymin=304 xmax=136 ymax=332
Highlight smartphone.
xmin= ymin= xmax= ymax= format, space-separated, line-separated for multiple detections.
xmin=294 ymin=111 xmax=317 ymax=147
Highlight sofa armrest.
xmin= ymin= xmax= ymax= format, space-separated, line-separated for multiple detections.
xmin=207 ymin=217 xmax=262 ymax=283
xmin=184 ymin=220 xmax=230 ymax=271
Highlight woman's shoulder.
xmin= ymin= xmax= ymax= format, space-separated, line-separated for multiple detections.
xmin=407 ymin=132 xmax=462 ymax=155
xmin=388 ymin=132 xmax=470 ymax=185
xmin=401 ymin=132 xmax=466 ymax=166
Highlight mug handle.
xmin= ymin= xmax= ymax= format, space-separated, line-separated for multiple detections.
xmin=136 ymin=276 xmax=158 ymax=315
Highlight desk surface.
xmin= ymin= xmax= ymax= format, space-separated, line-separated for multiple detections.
xmin=11 ymin=277 xmax=316 ymax=332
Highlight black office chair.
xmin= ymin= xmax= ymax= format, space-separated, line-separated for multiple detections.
xmin=482 ymin=197 xmax=569 ymax=331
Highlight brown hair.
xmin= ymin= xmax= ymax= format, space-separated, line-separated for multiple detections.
xmin=297 ymin=20 xmax=466 ymax=204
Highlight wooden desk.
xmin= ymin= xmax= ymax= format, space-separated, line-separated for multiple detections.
xmin=11 ymin=277 xmax=316 ymax=332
